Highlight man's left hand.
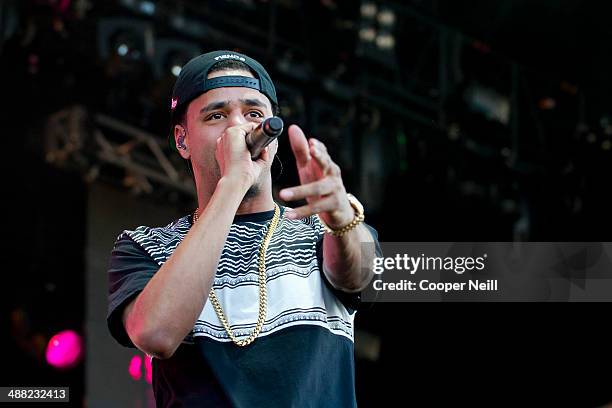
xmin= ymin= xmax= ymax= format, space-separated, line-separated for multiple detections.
xmin=280 ymin=124 xmax=354 ymax=229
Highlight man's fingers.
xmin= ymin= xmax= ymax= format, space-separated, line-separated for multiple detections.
xmin=309 ymin=139 xmax=337 ymax=175
xmin=284 ymin=195 xmax=340 ymax=219
xmin=255 ymin=145 xmax=270 ymax=164
xmin=220 ymin=122 xmax=258 ymax=153
xmin=288 ymin=124 xmax=311 ymax=168
xmin=309 ymin=138 xmax=328 ymax=154
xmin=279 ymin=178 xmax=336 ymax=201
xmin=309 ymin=138 xmax=341 ymax=177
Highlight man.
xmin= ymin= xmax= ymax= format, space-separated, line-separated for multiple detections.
xmin=107 ymin=50 xmax=381 ymax=407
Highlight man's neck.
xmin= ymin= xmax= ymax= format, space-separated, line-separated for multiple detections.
xmin=196 ymin=177 xmax=275 ymax=216
xmin=236 ymin=194 xmax=275 ymax=215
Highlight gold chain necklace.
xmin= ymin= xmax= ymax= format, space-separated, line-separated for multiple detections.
xmin=193 ymin=203 xmax=280 ymax=346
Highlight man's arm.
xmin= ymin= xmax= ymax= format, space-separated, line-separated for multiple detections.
xmin=121 ymin=122 xmax=265 ymax=359
xmin=321 ymin=222 xmax=376 ymax=293
xmin=122 ymin=176 xmax=249 ymax=359
xmin=280 ymin=125 xmax=376 ymax=293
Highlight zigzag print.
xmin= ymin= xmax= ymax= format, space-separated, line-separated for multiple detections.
xmin=195 ymin=306 xmax=327 ymax=330
xmin=191 ymin=307 xmax=354 ymax=340
xmin=212 ymin=263 xmax=318 ymax=288
xmin=119 ymin=207 xmax=355 ymax=343
xmin=191 ymin=309 xmax=353 ymax=341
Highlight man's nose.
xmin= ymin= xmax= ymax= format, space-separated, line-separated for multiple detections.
xmin=227 ymin=110 xmax=246 ymax=127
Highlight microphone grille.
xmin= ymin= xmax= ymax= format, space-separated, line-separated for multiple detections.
xmin=265 ymin=117 xmax=284 ymax=135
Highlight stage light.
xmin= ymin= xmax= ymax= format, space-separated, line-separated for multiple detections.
xmin=359 ymin=26 xmax=377 ymax=42
xmin=164 ymin=51 xmax=189 ymax=76
xmin=138 ymin=1 xmax=156 ymax=15
xmin=97 ymin=17 xmax=154 ymax=61
xmin=145 ymin=355 xmax=152 ymax=384
xmin=360 ymin=2 xmax=377 ymax=19
xmin=359 ymin=1 xmax=395 ymax=57
xmin=375 ymin=32 xmax=395 ymax=49
xmin=377 ymin=9 xmax=395 ymax=27
xmin=128 ymin=355 xmax=142 ymax=380
xmin=117 ymin=44 xmax=129 ymax=57
xmin=46 ymin=330 xmax=82 ymax=369
xmin=110 ymin=30 xmax=144 ymax=60
xmin=119 ymin=0 xmax=157 ymax=16
xmin=128 ymin=353 xmax=153 ymax=383
xmin=152 ymin=39 xmax=201 ymax=79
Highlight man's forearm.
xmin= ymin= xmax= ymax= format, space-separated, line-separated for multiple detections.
xmin=125 ymin=177 xmax=249 ymax=358
xmin=322 ymin=224 xmax=376 ymax=293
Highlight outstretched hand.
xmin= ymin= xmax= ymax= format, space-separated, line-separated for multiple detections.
xmin=279 ymin=124 xmax=353 ymax=229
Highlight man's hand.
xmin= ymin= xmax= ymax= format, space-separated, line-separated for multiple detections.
xmin=280 ymin=124 xmax=353 ymax=228
xmin=279 ymin=124 xmax=375 ymax=292
xmin=216 ymin=122 xmax=271 ymax=188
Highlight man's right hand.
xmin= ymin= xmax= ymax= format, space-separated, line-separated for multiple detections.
xmin=215 ymin=122 xmax=272 ymax=189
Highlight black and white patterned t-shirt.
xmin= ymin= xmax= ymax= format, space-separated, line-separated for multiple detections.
xmin=107 ymin=206 xmax=380 ymax=408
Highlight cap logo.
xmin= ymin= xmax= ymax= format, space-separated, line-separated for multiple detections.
xmin=214 ymin=54 xmax=246 ymax=62
xmin=171 ymin=98 xmax=178 ymax=110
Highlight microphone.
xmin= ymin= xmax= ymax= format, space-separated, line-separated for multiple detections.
xmin=246 ymin=116 xmax=284 ymax=160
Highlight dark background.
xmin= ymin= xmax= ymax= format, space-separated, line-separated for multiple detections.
xmin=2 ymin=0 xmax=612 ymax=406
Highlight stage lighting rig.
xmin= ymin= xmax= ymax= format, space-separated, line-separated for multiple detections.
xmin=97 ymin=17 xmax=154 ymax=62
xmin=152 ymin=38 xmax=201 ymax=79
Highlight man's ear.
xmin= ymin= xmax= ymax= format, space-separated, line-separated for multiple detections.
xmin=174 ymin=125 xmax=190 ymax=159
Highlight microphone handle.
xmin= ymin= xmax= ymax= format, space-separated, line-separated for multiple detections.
xmin=246 ymin=117 xmax=284 ymax=160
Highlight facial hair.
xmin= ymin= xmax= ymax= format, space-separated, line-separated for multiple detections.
xmin=212 ymin=158 xmax=261 ymax=202
xmin=243 ymin=184 xmax=261 ymax=201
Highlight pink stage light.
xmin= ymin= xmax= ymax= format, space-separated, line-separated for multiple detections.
xmin=45 ymin=330 xmax=82 ymax=369
xmin=128 ymin=355 xmax=142 ymax=380
xmin=144 ymin=355 xmax=152 ymax=384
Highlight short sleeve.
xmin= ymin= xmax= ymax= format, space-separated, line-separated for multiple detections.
xmin=316 ymin=223 xmax=383 ymax=313
xmin=107 ymin=234 xmax=160 ymax=348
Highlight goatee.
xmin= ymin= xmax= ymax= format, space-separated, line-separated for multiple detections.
xmin=243 ymin=184 xmax=260 ymax=201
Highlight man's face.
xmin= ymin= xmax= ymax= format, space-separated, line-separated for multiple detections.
xmin=180 ymin=69 xmax=275 ymax=190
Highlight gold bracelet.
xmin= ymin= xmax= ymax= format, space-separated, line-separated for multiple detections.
xmin=318 ymin=193 xmax=365 ymax=237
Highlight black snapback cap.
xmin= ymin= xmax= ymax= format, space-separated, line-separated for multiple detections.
xmin=168 ymin=50 xmax=278 ymax=152
xmin=170 ymin=50 xmax=277 ymax=116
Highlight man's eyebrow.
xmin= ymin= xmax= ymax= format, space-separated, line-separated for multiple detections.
xmin=240 ymin=98 xmax=267 ymax=108
xmin=200 ymin=101 xmax=229 ymax=114
xmin=199 ymin=98 xmax=267 ymax=114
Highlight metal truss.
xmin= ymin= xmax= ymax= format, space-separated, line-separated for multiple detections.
xmin=44 ymin=106 xmax=195 ymax=198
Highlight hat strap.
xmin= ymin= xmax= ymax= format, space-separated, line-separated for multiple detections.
xmin=203 ymin=76 xmax=261 ymax=92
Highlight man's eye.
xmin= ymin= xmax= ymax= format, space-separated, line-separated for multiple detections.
xmin=207 ymin=113 xmax=225 ymax=121
xmin=247 ymin=111 xmax=264 ymax=118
